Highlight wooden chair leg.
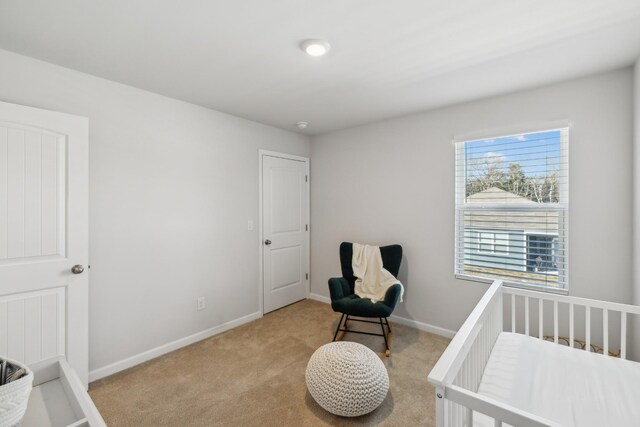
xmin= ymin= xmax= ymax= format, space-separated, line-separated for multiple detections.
xmin=379 ymin=317 xmax=390 ymax=357
xmin=386 ymin=333 xmax=392 ymax=357
xmin=333 ymin=313 xmax=345 ymax=341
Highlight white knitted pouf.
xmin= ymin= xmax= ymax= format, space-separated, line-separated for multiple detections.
xmin=305 ymin=342 xmax=389 ymax=417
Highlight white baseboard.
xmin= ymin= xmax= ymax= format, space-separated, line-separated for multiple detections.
xmin=308 ymin=292 xmax=331 ymax=304
xmin=388 ymin=314 xmax=456 ymax=338
xmin=88 ymin=311 xmax=262 ymax=383
xmin=307 ymin=293 xmax=456 ymax=339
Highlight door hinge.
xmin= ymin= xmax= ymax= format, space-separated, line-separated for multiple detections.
xmin=306 ymin=273 xmax=309 ymax=280
xmin=305 ymin=224 xmax=308 ymax=231
xmin=305 ymin=175 xmax=308 ymax=182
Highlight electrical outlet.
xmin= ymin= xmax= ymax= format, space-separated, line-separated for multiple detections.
xmin=247 ymin=220 xmax=254 ymax=231
xmin=197 ymin=297 xmax=206 ymax=311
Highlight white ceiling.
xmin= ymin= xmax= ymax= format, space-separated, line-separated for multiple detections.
xmin=1 ymin=0 xmax=640 ymax=135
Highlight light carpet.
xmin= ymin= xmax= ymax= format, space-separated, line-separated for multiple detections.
xmin=89 ymin=299 xmax=450 ymax=426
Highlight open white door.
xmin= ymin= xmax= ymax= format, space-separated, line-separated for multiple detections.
xmin=261 ymin=152 xmax=309 ymax=314
xmin=0 ymin=101 xmax=89 ymax=387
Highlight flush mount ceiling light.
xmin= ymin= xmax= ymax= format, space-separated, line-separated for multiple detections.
xmin=301 ymin=39 xmax=331 ymax=57
xmin=296 ymin=121 xmax=309 ymax=129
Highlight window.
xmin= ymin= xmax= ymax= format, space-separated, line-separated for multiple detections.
xmin=455 ymin=128 xmax=568 ymax=291
xmin=476 ymin=231 xmax=509 ymax=254
xmin=478 ymin=232 xmax=495 ymax=253
xmin=526 ymin=234 xmax=558 ymax=272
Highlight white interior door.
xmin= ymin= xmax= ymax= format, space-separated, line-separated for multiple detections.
xmin=262 ymin=153 xmax=309 ymax=314
xmin=0 ymin=101 xmax=89 ymax=387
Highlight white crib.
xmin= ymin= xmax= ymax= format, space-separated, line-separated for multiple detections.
xmin=427 ymin=280 xmax=640 ymax=427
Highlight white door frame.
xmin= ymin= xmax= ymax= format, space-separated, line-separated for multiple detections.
xmin=258 ymin=149 xmax=310 ymax=315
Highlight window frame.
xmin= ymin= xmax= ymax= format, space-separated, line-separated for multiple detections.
xmin=478 ymin=231 xmax=495 ymax=253
xmin=454 ymin=126 xmax=569 ymax=294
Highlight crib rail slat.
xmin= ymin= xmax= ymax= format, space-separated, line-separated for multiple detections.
xmin=553 ymin=301 xmax=558 ymax=344
xmin=511 ymin=294 xmax=515 ymax=333
xmin=525 ymin=296 xmax=529 ymax=336
xmin=621 ymin=312 xmax=627 ymax=360
xmin=538 ymin=299 xmax=543 ymax=340
xmin=586 ymin=307 xmax=591 ymax=352
xmin=569 ymin=304 xmax=574 ymax=349
xmin=603 ymin=309 xmax=608 ymax=356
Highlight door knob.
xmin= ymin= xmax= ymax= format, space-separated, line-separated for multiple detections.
xmin=71 ymin=265 xmax=85 ymax=274
xmin=264 ymin=239 xmax=272 ymax=245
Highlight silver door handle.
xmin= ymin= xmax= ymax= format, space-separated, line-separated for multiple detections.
xmin=264 ymin=239 xmax=272 ymax=245
xmin=71 ymin=265 xmax=85 ymax=274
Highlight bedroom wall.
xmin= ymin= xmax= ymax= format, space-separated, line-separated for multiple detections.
xmin=0 ymin=49 xmax=311 ymax=378
xmin=311 ymin=68 xmax=634 ymax=340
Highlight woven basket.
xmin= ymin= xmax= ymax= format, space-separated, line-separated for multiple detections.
xmin=0 ymin=358 xmax=33 ymax=427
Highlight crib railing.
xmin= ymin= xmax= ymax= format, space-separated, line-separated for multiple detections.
xmin=428 ymin=280 xmax=505 ymax=427
xmin=505 ymin=286 xmax=640 ymax=360
xmin=428 ymin=280 xmax=640 ymax=426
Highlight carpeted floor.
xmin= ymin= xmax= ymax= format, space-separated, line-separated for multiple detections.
xmin=89 ymin=299 xmax=450 ymax=426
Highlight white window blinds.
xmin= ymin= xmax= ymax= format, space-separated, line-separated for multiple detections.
xmin=455 ymin=128 xmax=569 ymax=291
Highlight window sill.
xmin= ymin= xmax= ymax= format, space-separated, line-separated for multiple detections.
xmin=455 ymin=273 xmax=569 ymax=295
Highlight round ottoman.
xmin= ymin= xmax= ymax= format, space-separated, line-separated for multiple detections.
xmin=305 ymin=342 xmax=389 ymax=417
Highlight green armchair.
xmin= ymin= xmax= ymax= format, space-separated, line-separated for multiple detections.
xmin=328 ymin=242 xmax=403 ymax=356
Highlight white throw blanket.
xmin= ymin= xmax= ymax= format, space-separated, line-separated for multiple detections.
xmin=352 ymin=243 xmax=404 ymax=303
